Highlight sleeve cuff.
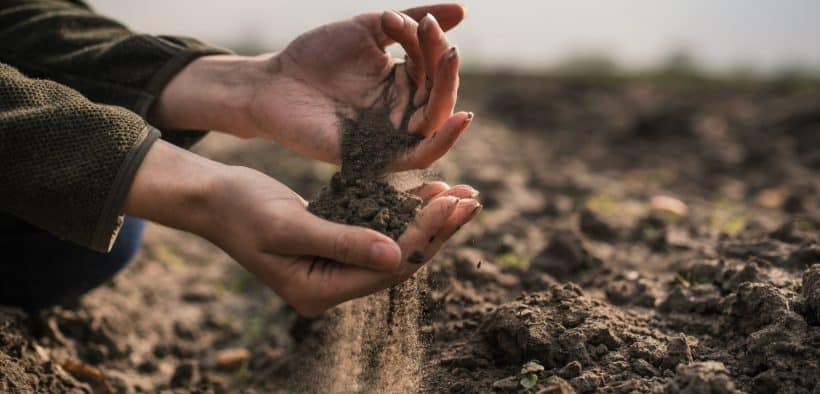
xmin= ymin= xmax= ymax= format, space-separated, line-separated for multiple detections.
xmin=90 ymin=125 xmax=160 ymax=252
xmin=134 ymin=36 xmax=232 ymax=149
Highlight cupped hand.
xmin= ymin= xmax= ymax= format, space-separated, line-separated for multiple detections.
xmin=209 ymin=167 xmax=480 ymax=316
xmin=247 ymin=4 xmax=471 ymax=170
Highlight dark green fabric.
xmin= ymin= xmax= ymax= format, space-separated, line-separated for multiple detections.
xmin=0 ymin=0 xmax=230 ymax=251
xmin=0 ymin=0 xmax=231 ymax=147
xmin=0 ymin=63 xmax=159 ymax=251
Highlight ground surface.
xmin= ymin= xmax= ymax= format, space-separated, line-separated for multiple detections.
xmin=2 ymin=74 xmax=819 ymax=393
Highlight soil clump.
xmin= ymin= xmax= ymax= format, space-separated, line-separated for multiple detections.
xmin=308 ymin=106 xmax=423 ymax=239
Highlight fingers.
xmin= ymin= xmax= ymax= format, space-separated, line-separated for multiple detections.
xmin=401 ymin=3 xmax=466 ymax=32
xmin=394 ymin=111 xmax=473 ymax=171
xmin=280 ymin=196 xmax=461 ymax=316
xmin=396 ymin=195 xmax=460 ymax=272
xmin=418 ymin=14 xmax=450 ymax=89
xmin=407 ymin=181 xmax=450 ymax=201
xmin=413 ymin=14 xmax=451 ymax=108
xmin=407 ymin=182 xmax=478 ymax=205
xmin=426 ymin=198 xmax=482 ymax=253
xmin=409 ymin=46 xmax=459 ymax=135
xmin=273 ymin=211 xmax=402 ymax=271
xmin=435 ymin=184 xmax=479 ymax=200
xmin=381 ymin=11 xmax=424 ymax=84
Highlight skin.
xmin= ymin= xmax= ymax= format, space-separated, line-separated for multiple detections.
xmin=125 ymin=4 xmax=477 ymax=316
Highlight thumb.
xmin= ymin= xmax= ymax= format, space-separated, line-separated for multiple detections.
xmin=287 ymin=211 xmax=402 ymax=271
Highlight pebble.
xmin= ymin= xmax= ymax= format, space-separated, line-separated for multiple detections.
xmin=216 ymin=347 xmax=251 ymax=370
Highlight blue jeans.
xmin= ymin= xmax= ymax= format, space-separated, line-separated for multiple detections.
xmin=0 ymin=214 xmax=144 ymax=309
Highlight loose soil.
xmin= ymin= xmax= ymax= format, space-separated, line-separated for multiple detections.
xmin=1 ymin=74 xmax=819 ymax=393
xmin=308 ymin=106 xmax=423 ymax=240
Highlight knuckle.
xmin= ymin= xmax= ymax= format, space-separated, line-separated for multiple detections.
xmin=333 ymin=231 xmax=356 ymax=263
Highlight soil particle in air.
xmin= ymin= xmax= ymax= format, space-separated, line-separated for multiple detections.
xmin=308 ymin=106 xmax=423 ymax=240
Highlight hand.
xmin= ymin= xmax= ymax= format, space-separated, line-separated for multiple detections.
xmin=216 ymin=171 xmax=481 ymax=316
xmin=151 ymin=4 xmax=471 ymax=171
xmin=125 ymin=141 xmax=481 ymax=316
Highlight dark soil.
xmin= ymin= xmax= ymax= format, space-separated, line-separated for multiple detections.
xmin=1 ymin=74 xmax=819 ymax=393
xmin=308 ymin=106 xmax=423 ymax=240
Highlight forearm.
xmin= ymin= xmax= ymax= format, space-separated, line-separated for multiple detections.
xmin=123 ymin=140 xmax=226 ymax=240
xmin=0 ymin=63 xmax=156 ymax=251
xmin=148 ymin=54 xmax=274 ymax=137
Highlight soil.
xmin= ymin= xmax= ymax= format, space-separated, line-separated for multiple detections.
xmin=308 ymin=106 xmax=423 ymax=240
xmin=1 ymin=73 xmax=819 ymax=393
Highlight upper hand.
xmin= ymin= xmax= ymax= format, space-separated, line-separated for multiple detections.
xmin=152 ymin=4 xmax=470 ymax=170
xmin=245 ymin=4 xmax=471 ymax=170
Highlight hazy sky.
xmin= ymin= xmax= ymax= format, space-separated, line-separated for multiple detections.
xmin=91 ymin=0 xmax=820 ymax=73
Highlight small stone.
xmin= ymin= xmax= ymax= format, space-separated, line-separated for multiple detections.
xmin=521 ymin=360 xmax=545 ymax=374
xmin=215 ymin=347 xmax=251 ymax=370
xmin=61 ymin=359 xmax=114 ymax=393
xmin=650 ymin=195 xmax=688 ymax=217
xmin=558 ymin=361 xmax=582 ymax=379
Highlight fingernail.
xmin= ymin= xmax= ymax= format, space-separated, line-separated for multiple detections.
xmin=457 ymin=198 xmax=480 ymax=210
xmin=464 ymin=112 xmax=474 ymax=125
xmin=421 ymin=13 xmax=436 ymax=31
xmin=467 ymin=186 xmax=480 ymax=198
xmin=371 ymin=241 xmax=401 ymax=268
xmin=470 ymin=203 xmax=484 ymax=217
xmin=448 ymin=46 xmax=458 ymax=61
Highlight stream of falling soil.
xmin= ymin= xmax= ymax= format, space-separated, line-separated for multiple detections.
xmin=317 ymin=272 xmax=428 ymax=393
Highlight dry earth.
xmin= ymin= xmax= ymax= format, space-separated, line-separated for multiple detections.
xmin=2 ymin=74 xmax=819 ymax=393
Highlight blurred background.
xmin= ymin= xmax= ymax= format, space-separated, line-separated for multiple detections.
xmin=3 ymin=3 xmax=816 ymax=393
xmin=92 ymin=0 xmax=820 ymax=77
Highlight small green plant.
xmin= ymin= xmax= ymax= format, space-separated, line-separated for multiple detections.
xmin=519 ymin=373 xmax=537 ymax=389
xmin=519 ymin=360 xmax=544 ymax=389
xmin=708 ymin=198 xmax=748 ymax=235
xmin=498 ymin=253 xmax=530 ymax=268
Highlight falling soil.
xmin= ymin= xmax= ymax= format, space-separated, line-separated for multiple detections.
xmin=2 ymin=74 xmax=819 ymax=393
xmin=308 ymin=106 xmax=424 ymax=240
xmin=304 ymin=105 xmax=430 ymax=393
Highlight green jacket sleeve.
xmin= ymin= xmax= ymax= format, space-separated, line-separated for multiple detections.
xmin=0 ymin=0 xmax=231 ymax=147
xmin=0 ymin=63 xmax=160 ymax=251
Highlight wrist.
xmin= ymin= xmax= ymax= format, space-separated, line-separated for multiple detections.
xmin=124 ymin=140 xmax=230 ymax=240
xmin=149 ymin=54 xmax=272 ymax=137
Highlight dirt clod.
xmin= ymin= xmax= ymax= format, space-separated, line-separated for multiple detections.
xmin=801 ymin=264 xmax=820 ymax=324
xmin=666 ymin=361 xmax=740 ymax=394
xmin=3 ymin=75 xmax=820 ymax=393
